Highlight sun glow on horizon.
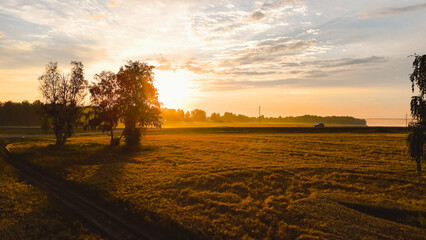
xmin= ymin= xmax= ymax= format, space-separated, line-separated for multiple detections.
xmin=154 ymin=69 xmax=194 ymax=109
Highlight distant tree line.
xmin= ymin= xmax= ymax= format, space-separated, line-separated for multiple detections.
xmin=162 ymin=108 xmax=367 ymax=125
xmin=0 ymin=102 xmax=367 ymax=129
xmin=0 ymin=101 xmax=44 ymax=126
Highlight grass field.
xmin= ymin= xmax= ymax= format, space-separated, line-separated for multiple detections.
xmin=6 ymin=132 xmax=426 ymax=239
xmin=0 ymin=140 xmax=103 ymax=240
xmin=0 ymin=119 xmax=374 ymax=136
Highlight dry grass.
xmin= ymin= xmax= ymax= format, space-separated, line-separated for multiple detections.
xmin=8 ymin=132 xmax=426 ymax=239
xmin=0 ymin=153 xmax=103 ymax=240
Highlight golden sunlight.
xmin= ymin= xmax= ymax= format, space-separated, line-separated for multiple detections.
xmin=154 ymin=69 xmax=194 ymax=109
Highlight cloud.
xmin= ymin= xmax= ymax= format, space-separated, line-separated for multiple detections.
xmin=0 ymin=32 xmax=5 ymax=38
xmin=229 ymin=38 xmax=317 ymax=66
xmin=261 ymin=0 xmax=303 ymax=10
xmin=0 ymin=39 xmax=109 ymax=69
xmin=0 ymin=2 xmax=416 ymax=91
xmin=362 ymin=3 xmax=426 ymax=18
xmin=191 ymin=10 xmax=249 ymax=40
xmin=301 ymin=56 xmax=388 ymax=69
xmin=109 ymin=0 xmax=117 ymax=7
xmin=247 ymin=0 xmax=305 ymax=22
xmin=276 ymin=56 xmax=387 ymax=78
xmin=221 ymin=78 xmax=298 ymax=87
xmin=250 ymin=11 xmax=266 ymax=21
xmin=145 ymin=56 xmax=176 ymax=71
xmin=226 ymin=70 xmax=277 ymax=76
xmin=145 ymin=56 xmax=214 ymax=74
xmin=199 ymin=78 xmax=298 ymax=91
xmin=90 ymin=13 xmax=107 ymax=19
xmin=199 ymin=55 xmax=388 ymax=91
xmin=182 ymin=59 xmax=214 ymax=74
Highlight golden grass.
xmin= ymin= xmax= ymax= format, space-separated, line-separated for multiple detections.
xmin=0 ymin=154 xmax=103 ymax=240
xmin=8 ymin=133 xmax=426 ymax=239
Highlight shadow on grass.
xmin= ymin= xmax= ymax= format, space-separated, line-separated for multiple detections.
xmin=15 ymin=141 xmax=206 ymax=240
xmin=340 ymin=202 xmax=426 ymax=229
xmin=76 ymin=144 xmax=206 ymax=240
xmin=36 ymin=142 xmax=162 ymax=167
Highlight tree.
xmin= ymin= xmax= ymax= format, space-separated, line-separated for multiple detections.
xmin=89 ymin=71 xmax=121 ymax=146
xmin=184 ymin=111 xmax=191 ymax=121
xmin=407 ymin=54 xmax=426 ymax=176
xmin=161 ymin=108 xmax=185 ymax=122
xmin=38 ymin=61 xmax=87 ymax=145
xmin=190 ymin=109 xmax=207 ymax=121
xmin=0 ymin=100 xmax=44 ymax=126
xmin=116 ymin=61 xmax=162 ymax=146
xmin=40 ymin=117 xmax=51 ymax=134
xmin=210 ymin=112 xmax=221 ymax=122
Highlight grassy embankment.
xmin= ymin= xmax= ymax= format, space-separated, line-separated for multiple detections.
xmin=7 ymin=131 xmax=426 ymax=239
xmin=0 ymin=139 xmax=103 ymax=240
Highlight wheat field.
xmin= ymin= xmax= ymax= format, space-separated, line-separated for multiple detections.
xmin=0 ymin=150 xmax=103 ymax=240
xmin=8 ymin=132 xmax=426 ymax=239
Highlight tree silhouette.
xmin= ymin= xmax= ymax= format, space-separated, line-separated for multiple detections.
xmin=116 ymin=61 xmax=162 ymax=146
xmin=89 ymin=71 xmax=121 ymax=146
xmin=407 ymin=54 xmax=426 ymax=176
xmin=38 ymin=61 xmax=87 ymax=145
xmin=0 ymin=100 xmax=44 ymax=126
xmin=184 ymin=111 xmax=191 ymax=121
xmin=161 ymin=108 xmax=185 ymax=122
xmin=190 ymin=109 xmax=207 ymax=121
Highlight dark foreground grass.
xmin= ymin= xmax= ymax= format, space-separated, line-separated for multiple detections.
xmin=0 ymin=150 xmax=103 ymax=239
xmin=7 ymin=132 xmax=426 ymax=240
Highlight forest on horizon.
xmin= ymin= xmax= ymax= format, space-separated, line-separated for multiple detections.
xmin=0 ymin=101 xmax=366 ymax=126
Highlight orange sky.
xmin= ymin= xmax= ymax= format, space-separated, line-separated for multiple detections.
xmin=1 ymin=0 xmax=425 ymax=118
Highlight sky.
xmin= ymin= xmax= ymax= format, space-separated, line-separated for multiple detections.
xmin=1 ymin=0 xmax=426 ymax=118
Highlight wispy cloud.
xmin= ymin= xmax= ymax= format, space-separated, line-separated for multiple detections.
xmin=90 ymin=13 xmax=107 ymax=19
xmin=208 ymin=78 xmax=299 ymax=90
xmin=298 ymin=56 xmax=387 ymax=69
xmin=247 ymin=0 xmax=306 ymax=22
xmin=362 ymin=3 xmax=426 ymax=18
xmin=0 ymin=39 xmax=108 ymax=69
xmin=226 ymin=38 xmax=317 ymax=66
xmin=0 ymin=32 xmax=5 ymax=38
xmin=109 ymin=0 xmax=117 ymax=7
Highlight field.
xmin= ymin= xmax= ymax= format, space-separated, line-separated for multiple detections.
xmin=0 ymin=122 xmax=363 ymax=136
xmin=161 ymin=122 xmax=359 ymax=128
xmin=6 ymin=131 xmax=426 ymax=239
xmin=0 ymin=140 xmax=103 ymax=240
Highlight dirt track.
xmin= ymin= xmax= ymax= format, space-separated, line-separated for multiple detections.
xmin=0 ymin=142 xmax=166 ymax=240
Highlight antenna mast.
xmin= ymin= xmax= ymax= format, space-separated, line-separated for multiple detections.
xmin=259 ymin=105 xmax=261 ymax=124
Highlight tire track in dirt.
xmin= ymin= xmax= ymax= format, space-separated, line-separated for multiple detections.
xmin=0 ymin=142 xmax=166 ymax=240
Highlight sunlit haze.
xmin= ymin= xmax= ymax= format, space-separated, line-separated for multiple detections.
xmin=1 ymin=0 xmax=426 ymax=117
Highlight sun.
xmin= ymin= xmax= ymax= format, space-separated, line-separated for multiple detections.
xmin=154 ymin=69 xmax=193 ymax=109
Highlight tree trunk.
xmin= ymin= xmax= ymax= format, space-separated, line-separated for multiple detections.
xmin=110 ymin=127 xmax=114 ymax=146
xmin=56 ymin=134 xmax=65 ymax=145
